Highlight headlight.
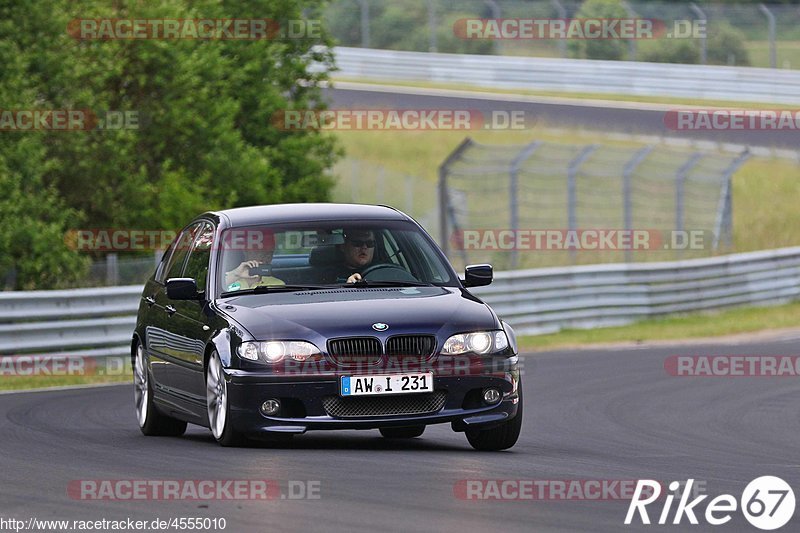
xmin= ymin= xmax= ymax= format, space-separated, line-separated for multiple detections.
xmin=237 ymin=341 xmax=321 ymax=363
xmin=441 ymin=331 xmax=510 ymax=355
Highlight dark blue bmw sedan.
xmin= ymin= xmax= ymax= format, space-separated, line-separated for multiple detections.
xmin=133 ymin=204 xmax=522 ymax=450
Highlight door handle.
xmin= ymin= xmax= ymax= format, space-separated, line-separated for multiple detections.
xmin=144 ymin=296 xmax=156 ymax=307
xmin=165 ymin=305 xmax=177 ymax=316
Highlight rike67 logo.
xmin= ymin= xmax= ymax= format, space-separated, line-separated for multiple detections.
xmin=625 ymin=477 xmax=795 ymax=530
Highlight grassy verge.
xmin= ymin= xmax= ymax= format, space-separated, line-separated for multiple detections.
xmin=0 ymin=359 xmax=132 ymax=392
xmin=518 ymin=301 xmax=800 ymax=352
xmin=334 ymin=127 xmax=800 ymax=255
xmin=332 ymin=77 xmax=800 ymax=110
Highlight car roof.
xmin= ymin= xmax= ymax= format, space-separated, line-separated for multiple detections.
xmin=207 ymin=203 xmax=411 ymax=227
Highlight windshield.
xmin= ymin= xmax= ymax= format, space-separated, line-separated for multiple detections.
xmin=217 ymin=220 xmax=457 ymax=296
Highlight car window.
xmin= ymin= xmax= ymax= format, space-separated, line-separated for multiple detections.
xmin=155 ymin=241 xmax=177 ymax=284
xmin=164 ymin=224 xmax=201 ymax=281
xmin=217 ymin=220 xmax=456 ymax=295
xmin=183 ymin=222 xmax=215 ymax=292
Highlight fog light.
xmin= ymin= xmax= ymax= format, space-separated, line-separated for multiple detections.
xmin=260 ymin=399 xmax=281 ymax=416
xmin=483 ymin=388 xmax=501 ymax=405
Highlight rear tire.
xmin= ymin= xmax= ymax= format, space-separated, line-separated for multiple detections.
xmin=380 ymin=426 xmax=425 ymax=439
xmin=466 ymin=387 xmax=522 ymax=451
xmin=134 ymin=342 xmax=187 ymax=437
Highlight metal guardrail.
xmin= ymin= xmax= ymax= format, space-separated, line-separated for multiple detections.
xmin=333 ymin=47 xmax=800 ymax=105
xmin=0 ymin=286 xmax=141 ymax=357
xmin=1 ymin=246 xmax=799 ymax=356
xmin=472 ymin=246 xmax=800 ymax=335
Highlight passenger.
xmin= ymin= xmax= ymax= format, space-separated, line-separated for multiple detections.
xmin=224 ymin=232 xmax=284 ymax=291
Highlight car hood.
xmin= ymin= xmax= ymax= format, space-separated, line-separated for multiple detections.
xmin=215 ymin=286 xmax=498 ymax=341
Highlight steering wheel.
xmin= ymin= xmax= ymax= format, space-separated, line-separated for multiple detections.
xmin=359 ymin=263 xmax=419 ymax=282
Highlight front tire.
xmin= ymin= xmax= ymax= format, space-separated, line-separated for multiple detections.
xmin=206 ymin=350 xmax=247 ymax=447
xmin=380 ymin=426 xmax=425 ymax=439
xmin=466 ymin=387 xmax=523 ymax=451
xmin=134 ymin=342 xmax=187 ymax=437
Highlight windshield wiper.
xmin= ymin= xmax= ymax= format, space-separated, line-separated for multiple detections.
xmin=220 ymin=284 xmax=336 ymax=298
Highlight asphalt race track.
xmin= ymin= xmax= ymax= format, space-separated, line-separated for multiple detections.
xmin=3 ymin=336 xmax=800 ymax=533
xmin=326 ymin=84 xmax=800 ymax=150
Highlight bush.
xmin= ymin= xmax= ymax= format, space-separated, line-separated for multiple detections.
xmin=638 ymin=21 xmax=750 ymax=67
xmin=568 ymin=0 xmax=630 ymax=61
xmin=707 ymin=22 xmax=751 ymax=66
xmin=638 ymin=38 xmax=700 ymax=64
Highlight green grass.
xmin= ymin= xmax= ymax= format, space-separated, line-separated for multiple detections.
xmin=745 ymin=41 xmax=800 ymax=70
xmin=0 ymin=360 xmax=131 ymax=392
xmin=0 ymin=373 xmax=131 ymax=392
xmin=518 ymin=301 xmax=800 ymax=352
xmin=334 ymin=126 xmax=800 ymax=255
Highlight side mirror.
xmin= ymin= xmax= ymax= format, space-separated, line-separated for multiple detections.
xmin=166 ymin=278 xmax=201 ymax=300
xmin=463 ymin=264 xmax=493 ymax=288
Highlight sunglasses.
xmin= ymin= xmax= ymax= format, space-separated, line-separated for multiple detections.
xmin=347 ymin=239 xmax=376 ymax=248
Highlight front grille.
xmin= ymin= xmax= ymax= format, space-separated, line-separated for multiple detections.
xmin=328 ymin=337 xmax=382 ymax=366
xmin=386 ymin=335 xmax=436 ymax=358
xmin=323 ymin=391 xmax=447 ymax=418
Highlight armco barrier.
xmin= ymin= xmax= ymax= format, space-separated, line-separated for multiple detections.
xmin=471 ymin=246 xmax=800 ymax=334
xmin=1 ymin=246 xmax=799 ymax=357
xmin=333 ymin=47 xmax=800 ymax=105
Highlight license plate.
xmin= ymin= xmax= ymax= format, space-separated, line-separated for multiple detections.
xmin=340 ymin=373 xmax=434 ymax=397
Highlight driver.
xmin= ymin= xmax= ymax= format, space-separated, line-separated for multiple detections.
xmin=339 ymin=229 xmax=376 ymax=284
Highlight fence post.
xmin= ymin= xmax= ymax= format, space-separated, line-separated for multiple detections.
xmin=427 ymin=0 xmax=438 ymax=52
xmin=484 ymin=0 xmax=501 ymax=55
xmin=567 ymin=145 xmax=599 ymax=263
xmin=405 ymin=175 xmax=414 ymax=215
xmin=106 ymin=253 xmax=119 ymax=286
xmin=621 ymin=0 xmax=637 ymax=61
xmin=622 ymin=145 xmax=654 ymax=262
xmin=438 ymin=138 xmax=474 ymax=259
xmin=356 ymin=0 xmax=370 ymax=48
xmin=675 ymin=153 xmax=703 ymax=257
xmin=689 ymin=3 xmax=707 ymax=65
xmin=551 ymin=0 xmax=567 ymax=58
xmin=713 ymin=151 xmax=750 ymax=250
xmin=509 ymin=141 xmax=541 ymax=269
xmin=759 ymin=3 xmax=777 ymax=69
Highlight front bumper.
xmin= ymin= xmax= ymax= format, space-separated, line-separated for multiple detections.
xmin=225 ymin=360 xmax=521 ymax=434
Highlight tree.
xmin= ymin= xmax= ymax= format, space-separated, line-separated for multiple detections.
xmin=0 ymin=0 xmax=340 ymax=288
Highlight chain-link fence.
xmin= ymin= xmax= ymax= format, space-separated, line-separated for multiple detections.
xmin=332 ymin=158 xmax=441 ymax=241
xmin=438 ymin=138 xmax=749 ymax=270
xmin=325 ymin=0 xmax=800 ymax=69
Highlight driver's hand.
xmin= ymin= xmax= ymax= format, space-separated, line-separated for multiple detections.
xmin=231 ymin=260 xmax=261 ymax=280
xmin=346 ymin=273 xmax=362 ymax=284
